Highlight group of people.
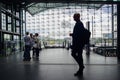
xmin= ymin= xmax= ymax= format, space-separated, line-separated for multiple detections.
xmin=23 ymin=32 xmax=41 ymax=61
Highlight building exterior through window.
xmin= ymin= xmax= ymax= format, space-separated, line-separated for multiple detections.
xmin=26 ymin=4 xmax=117 ymax=49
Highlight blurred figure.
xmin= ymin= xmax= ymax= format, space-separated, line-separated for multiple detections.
xmin=23 ymin=32 xmax=31 ymax=61
xmin=30 ymin=33 xmax=36 ymax=57
xmin=33 ymin=33 xmax=41 ymax=59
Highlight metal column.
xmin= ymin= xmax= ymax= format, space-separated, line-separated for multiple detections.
xmin=117 ymin=4 xmax=120 ymax=59
xmin=0 ymin=3 xmax=2 ymax=54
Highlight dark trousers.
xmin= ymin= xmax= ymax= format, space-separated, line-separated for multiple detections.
xmin=32 ymin=47 xmax=35 ymax=56
xmin=71 ymin=45 xmax=84 ymax=68
xmin=35 ymin=48 xmax=40 ymax=57
xmin=24 ymin=45 xmax=31 ymax=60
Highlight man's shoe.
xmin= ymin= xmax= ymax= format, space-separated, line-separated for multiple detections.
xmin=74 ymin=67 xmax=84 ymax=76
xmin=74 ymin=70 xmax=83 ymax=76
xmin=23 ymin=59 xmax=26 ymax=61
xmin=79 ymin=66 xmax=85 ymax=72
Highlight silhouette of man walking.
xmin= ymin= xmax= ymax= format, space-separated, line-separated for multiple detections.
xmin=71 ymin=13 xmax=86 ymax=76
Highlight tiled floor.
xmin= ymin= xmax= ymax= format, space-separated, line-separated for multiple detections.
xmin=0 ymin=48 xmax=120 ymax=80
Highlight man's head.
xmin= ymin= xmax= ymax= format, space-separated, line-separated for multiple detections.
xmin=30 ymin=33 xmax=33 ymax=37
xmin=35 ymin=33 xmax=39 ymax=37
xmin=73 ymin=13 xmax=80 ymax=21
xmin=26 ymin=32 xmax=29 ymax=35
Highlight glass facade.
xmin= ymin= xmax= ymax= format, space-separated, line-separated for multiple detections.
xmin=26 ymin=4 xmax=117 ymax=49
xmin=0 ymin=1 xmax=119 ymax=57
xmin=0 ymin=2 xmax=25 ymax=56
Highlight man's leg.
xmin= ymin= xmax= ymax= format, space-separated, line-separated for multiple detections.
xmin=36 ymin=48 xmax=39 ymax=58
xmin=78 ymin=48 xmax=84 ymax=69
xmin=32 ymin=47 xmax=35 ymax=57
xmin=72 ymin=46 xmax=85 ymax=76
xmin=28 ymin=46 xmax=31 ymax=59
xmin=71 ymin=49 xmax=79 ymax=64
xmin=23 ymin=45 xmax=31 ymax=61
xmin=25 ymin=46 xmax=31 ymax=61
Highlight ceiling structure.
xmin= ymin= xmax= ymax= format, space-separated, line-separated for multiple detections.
xmin=1 ymin=0 xmax=120 ymax=4
xmin=25 ymin=0 xmax=120 ymax=15
xmin=1 ymin=0 xmax=120 ymax=15
xmin=26 ymin=3 xmax=104 ymax=15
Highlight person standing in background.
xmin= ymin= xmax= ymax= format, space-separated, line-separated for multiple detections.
xmin=34 ymin=33 xmax=41 ymax=59
xmin=30 ymin=33 xmax=36 ymax=57
xmin=23 ymin=32 xmax=31 ymax=61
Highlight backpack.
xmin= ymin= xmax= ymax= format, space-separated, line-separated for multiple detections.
xmin=83 ymin=29 xmax=91 ymax=44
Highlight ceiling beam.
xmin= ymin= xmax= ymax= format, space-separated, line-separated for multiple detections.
xmin=25 ymin=0 xmax=120 ymax=4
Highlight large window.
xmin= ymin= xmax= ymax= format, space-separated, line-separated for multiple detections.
xmin=4 ymin=34 xmax=12 ymax=41
xmin=26 ymin=4 xmax=117 ymax=48
xmin=16 ymin=20 xmax=20 ymax=33
xmin=14 ymin=35 xmax=20 ymax=50
xmin=7 ymin=16 xmax=12 ymax=31
xmin=2 ymin=13 xmax=6 ymax=30
xmin=113 ymin=5 xmax=117 ymax=47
